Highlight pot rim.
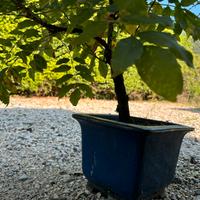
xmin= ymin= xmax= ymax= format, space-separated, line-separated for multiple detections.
xmin=72 ymin=113 xmax=194 ymax=133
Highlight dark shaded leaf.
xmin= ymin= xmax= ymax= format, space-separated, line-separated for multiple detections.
xmin=13 ymin=66 xmax=26 ymax=72
xmin=0 ymin=85 xmax=9 ymax=105
xmin=56 ymin=58 xmax=70 ymax=65
xmin=30 ymin=54 xmax=47 ymax=72
xmin=78 ymin=84 xmax=93 ymax=98
xmin=74 ymin=57 xmax=86 ymax=64
xmin=24 ymin=29 xmax=40 ymax=38
xmin=70 ymin=89 xmax=81 ymax=106
xmin=16 ymin=51 xmax=28 ymax=64
xmin=72 ymin=21 xmax=107 ymax=45
xmin=19 ymin=40 xmax=41 ymax=55
xmin=0 ymin=38 xmax=12 ymax=47
xmin=112 ymin=37 xmax=143 ymax=76
xmin=181 ymin=0 xmax=197 ymax=6
xmin=56 ymin=74 xmax=73 ymax=85
xmin=58 ymin=84 xmax=75 ymax=98
xmin=115 ymin=0 xmax=147 ymax=15
xmin=28 ymin=68 xmax=35 ymax=81
xmin=122 ymin=14 xmax=173 ymax=27
xmin=53 ymin=65 xmax=71 ymax=72
xmin=75 ymin=65 xmax=93 ymax=81
xmin=17 ymin=20 xmax=38 ymax=29
xmin=99 ymin=61 xmax=108 ymax=78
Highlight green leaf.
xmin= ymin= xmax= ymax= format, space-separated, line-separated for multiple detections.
xmin=151 ymin=2 xmax=163 ymax=15
xmin=13 ymin=66 xmax=26 ymax=72
xmin=62 ymin=0 xmax=76 ymax=6
xmin=163 ymin=6 xmax=171 ymax=16
xmin=58 ymin=84 xmax=75 ymax=98
xmin=0 ymin=38 xmax=12 ymax=47
xmin=99 ymin=61 xmax=108 ymax=78
xmin=30 ymin=54 xmax=47 ymax=72
xmin=136 ymin=46 xmax=183 ymax=101
xmin=10 ymin=29 xmax=24 ymax=35
xmin=53 ymin=65 xmax=71 ymax=72
xmin=181 ymin=0 xmax=197 ymax=6
xmin=183 ymin=10 xmax=200 ymax=41
xmin=70 ymin=89 xmax=81 ymax=106
xmin=80 ymin=72 xmax=94 ymax=82
xmin=115 ymin=0 xmax=147 ymax=15
xmin=56 ymin=74 xmax=73 ymax=85
xmin=43 ymin=44 xmax=54 ymax=57
xmin=75 ymin=65 xmax=90 ymax=73
xmin=122 ymin=14 xmax=173 ymax=27
xmin=112 ymin=37 xmax=143 ymax=77
xmin=74 ymin=57 xmax=86 ymax=64
xmin=28 ymin=68 xmax=35 ymax=81
xmin=174 ymin=23 xmax=183 ymax=35
xmin=72 ymin=21 xmax=107 ymax=45
xmin=24 ymin=29 xmax=39 ymax=38
xmin=174 ymin=7 xmax=187 ymax=30
xmin=75 ymin=65 xmax=93 ymax=81
xmin=138 ymin=31 xmax=193 ymax=67
xmin=17 ymin=20 xmax=37 ymax=29
xmin=71 ymin=8 xmax=95 ymax=26
xmin=0 ymin=85 xmax=9 ymax=105
xmin=56 ymin=58 xmax=70 ymax=65
xmin=19 ymin=40 xmax=41 ymax=55
xmin=16 ymin=51 xmax=28 ymax=64
xmin=78 ymin=84 xmax=93 ymax=98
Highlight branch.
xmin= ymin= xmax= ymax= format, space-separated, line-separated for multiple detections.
xmin=14 ymin=0 xmax=68 ymax=34
xmin=13 ymin=0 xmax=107 ymax=48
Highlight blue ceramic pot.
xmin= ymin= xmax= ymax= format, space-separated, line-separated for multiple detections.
xmin=73 ymin=114 xmax=193 ymax=200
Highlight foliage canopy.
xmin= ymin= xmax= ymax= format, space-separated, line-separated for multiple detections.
xmin=0 ymin=0 xmax=200 ymax=106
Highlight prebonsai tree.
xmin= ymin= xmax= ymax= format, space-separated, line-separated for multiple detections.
xmin=0 ymin=0 xmax=200 ymax=122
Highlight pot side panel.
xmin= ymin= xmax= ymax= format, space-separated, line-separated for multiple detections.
xmin=80 ymin=120 xmax=145 ymax=199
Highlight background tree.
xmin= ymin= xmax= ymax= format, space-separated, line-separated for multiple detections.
xmin=0 ymin=0 xmax=200 ymax=121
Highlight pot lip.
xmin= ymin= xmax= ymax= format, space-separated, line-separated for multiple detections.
xmin=72 ymin=113 xmax=194 ymax=133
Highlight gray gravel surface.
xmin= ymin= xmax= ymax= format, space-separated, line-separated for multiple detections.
xmin=0 ymin=97 xmax=199 ymax=200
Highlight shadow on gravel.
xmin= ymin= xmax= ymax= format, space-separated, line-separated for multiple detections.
xmin=173 ymin=107 xmax=200 ymax=114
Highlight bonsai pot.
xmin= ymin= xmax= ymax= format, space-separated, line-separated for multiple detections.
xmin=72 ymin=113 xmax=194 ymax=200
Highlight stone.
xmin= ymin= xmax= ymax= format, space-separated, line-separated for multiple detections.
xmin=190 ymin=156 xmax=198 ymax=164
xmin=195 ymin=190 xmax=200 ymax=196
xmin=18 ymin=174 xmax=29 ymax=182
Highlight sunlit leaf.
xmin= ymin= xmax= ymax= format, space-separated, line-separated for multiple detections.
xmin=138 ymin=31 xmax=193 ymax=67
xmin=136 ymin=46 xmax=183 ymax=101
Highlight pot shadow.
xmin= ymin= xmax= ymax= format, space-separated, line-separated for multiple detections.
xmin=173 ymin=107 xmax=200 ymax=114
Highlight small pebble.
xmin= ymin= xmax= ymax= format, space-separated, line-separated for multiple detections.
xmin=18 ymin=174 xmax=29 ymax=182
xmin=190 ymin=156 xmax=198 ymax=164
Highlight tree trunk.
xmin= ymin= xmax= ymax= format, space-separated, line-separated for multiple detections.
xmin=113 ymin=74 xmax=131 ymax=122
xmin=105 ymin=9 xmax=131 ymax=122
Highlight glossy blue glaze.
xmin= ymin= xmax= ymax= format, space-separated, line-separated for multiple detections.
xmin=73 ymin=114 xmax=193 ymax=200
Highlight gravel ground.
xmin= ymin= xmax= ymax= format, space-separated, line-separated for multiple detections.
xmin=0 ymin=97 xmax=199 ymax=200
